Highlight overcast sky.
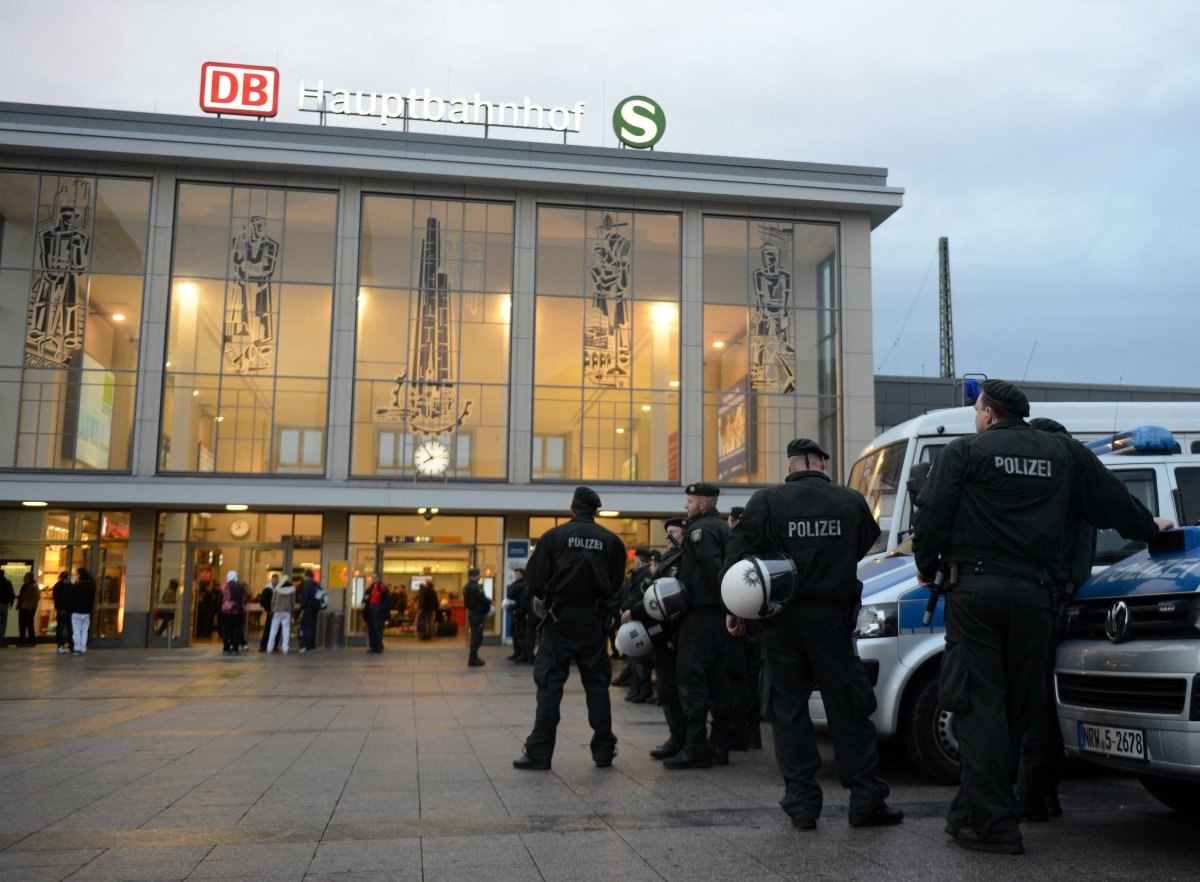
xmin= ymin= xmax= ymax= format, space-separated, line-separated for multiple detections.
xmin=2 ymin=0 xmax=1197 ymax=388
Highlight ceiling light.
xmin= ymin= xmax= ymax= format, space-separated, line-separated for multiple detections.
xmin=598 ymin=510 xmax=620 ymax=518
xmin=225 ymin=504 xmax=249 ymax=511
xmin=112 ymin=313 xmax=126 ymax=322
xmin=615 ymin=427 xmax=625 ymax=434
xmin=713 ymin=341 xmax=726 ymax=349
xmin=418 ymin=507 xmax=428 ymax=514
xmin=192 ymin=390 xmax=200 ymax=397
xmin=215 ymin=415 xmax=224 ymax=422
xmin=165 ymin=361 xmax=171 ymax=368
xmin=22 ymin=501 xmax=48 ymax=507
xmin=177 ymin=282 xmax=198 ymax=302
xmin=641 ymin=405 xmax=651 ymax=412
xmin=669 ymin=380 xmax=680 ymax=388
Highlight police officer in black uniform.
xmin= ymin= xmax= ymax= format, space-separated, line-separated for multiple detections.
xmin=463 ymin=567 xmax=489 ymax=667
xmin=514 ymin=486 xmax=627 ymax=770
xmin=724 ymin=505 xmax=763 ymax=751
xmin=724 ymin=438 xmax=901 ymax=830
xmin=913 ymin=380 xmax=1164 ymax=854
xmin=665 ymin=482 xmax=734 ymax=769
xmin=619 ymin=549 xmax=655 ymax=703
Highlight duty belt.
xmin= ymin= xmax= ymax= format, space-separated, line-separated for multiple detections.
xmin=956 ymin=556 xmax=1050 ymax=587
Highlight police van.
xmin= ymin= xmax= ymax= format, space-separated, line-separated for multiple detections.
xmin=816 ymin=426 xmax=1200 ymax=783
xmin=1055 ymin=526 xmax=1200 ymax=814
xmin=849 ymin=401 xmax=1200 ymax=557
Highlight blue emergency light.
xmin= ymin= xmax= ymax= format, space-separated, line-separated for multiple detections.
xmin=962 ymin=378 xmax=982 ymax=407
xmin=1084 ymin=425 xmax=1179 ymax=456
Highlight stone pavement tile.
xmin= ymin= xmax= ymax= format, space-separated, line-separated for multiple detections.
xmin=0 ymin=849 xmax=103 ymax=873
xmin=419 ymin=833 xmax=536 ymax=869
xmin=188 ymin=841 xmax=318 ymax=879
xmin=58 ymin=845 xmax=212 ymax=882
xmin=308 ymin=838 xmax=421 ymax=874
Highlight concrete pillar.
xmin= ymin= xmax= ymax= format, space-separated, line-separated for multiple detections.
xmin=120 ymin=508 xmax=158 ymax=647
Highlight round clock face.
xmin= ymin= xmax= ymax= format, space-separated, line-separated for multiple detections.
xmin=414 ymin=439 xmax=450 ymax=476
xmin=229 ymin=518 xmax=251 ymax=539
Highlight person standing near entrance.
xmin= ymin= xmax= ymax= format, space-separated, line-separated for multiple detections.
xmin=463 ymin=567 xmax=490 ymax=667
xmin=266 ymin=574 xmax=295 ymax=654
xmin=219 ymin=571 xmax=247 ymax=655
xmin=364 ymin=573 xmax=389 ymax=654
xmin=53 ymin=571 xmax=73 ymax=654
xmin=417 ymin=580 xmax=438 ymax=640
xmin=507 ymin=567 xmax=529 ymax=662
xmin=70 ymin=567 xmax=96 ymax=654
xmin=298 ymin=569 xmax=322 ymax=653
xmin=17 ymin=572 xmax=39 ymax=646
xmin=0 ymin=571 xmax=13 ymax=648
xmin=513 ymin=486 xmax=625 ymax=770
xmin=258 ymin=574 xmax=279 ymax=651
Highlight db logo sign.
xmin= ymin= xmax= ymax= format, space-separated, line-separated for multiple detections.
xmin=200 ymin=62 xmax=279 ymax=117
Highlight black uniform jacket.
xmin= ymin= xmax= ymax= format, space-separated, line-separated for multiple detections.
xmin=912 ymin=420 xmax=1160 ymax=579
xmin=525 ymin=515 xmax=627 ymax=606
xmin=629 ymin=547 xmax=681 ymax=622
xmin=724 ymin=470 xmax=880 ymax=605
xmin=463 ymin=580 xmax=489 ymax=614
xmin=679 ymin=510 xmax=731 ymax=610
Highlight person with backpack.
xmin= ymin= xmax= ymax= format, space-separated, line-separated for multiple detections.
xmin=219 ymin=571 xmax=247 ymax=655
xmin=70 ymin=567 xmax=97 ymax=654
xmin=298 ymin=569 xmax=324 ymax=653
xmin=363 ymin=573 xmax=389 ymax=654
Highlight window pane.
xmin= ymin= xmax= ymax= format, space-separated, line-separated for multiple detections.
xmin=0 ymin=171 xmax=38 ymax=268
xmin=174 ymin=184 xmax=232 ymax=278
xmin=91 ymin=178 xmax=150 ymax=275
xmin=276 ymin=283 xmax=332 ymax=377
xmin=281 ymin=191 xmax=336 ymax=283
xmin=534 ymin=296 xmax=583 ymax=386
xmin=536 ymin=207 xmax=586 ymax=294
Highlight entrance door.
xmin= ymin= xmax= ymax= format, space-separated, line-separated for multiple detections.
xmin=185 ymin=543 xmax=291 ymax=646
xmin=346 ymin=545 xmax=475 ymax=643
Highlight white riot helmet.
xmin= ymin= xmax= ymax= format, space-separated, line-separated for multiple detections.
xmin=643 ymin=577 xmax=689 ymax=621
xmin=614 ymin=620 xmax=655 ymax=657
xmin=721 ymin=554 xmax=799 ymax=619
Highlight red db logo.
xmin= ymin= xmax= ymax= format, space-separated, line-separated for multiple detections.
xmin=200 ymin=62 xmax=279 ymax=117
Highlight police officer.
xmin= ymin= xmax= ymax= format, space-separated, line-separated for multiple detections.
xmin=507 ymin=567 xmax=529 ymax=662
xmin=724 ymin=438 xmax=901 ymax=830
xmin=514 ymin=486 xmax=626 ymax=770
xmin=725 ymin=504 xmax=762 ymax=750
xmin=620 ymin=549 xmax=655 ymax=703
xmin=463 ymin=567 xmax=490 ymax=667
xmin=913 ymin=380 xmax=1165 ymax=854
xmin=665 ymin=482 xmax=734 ymax=769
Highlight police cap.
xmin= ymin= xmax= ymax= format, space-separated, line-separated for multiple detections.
xmin=468 ymin=566 xmax=480 ymax=578
xmin=664 ymin=517 xmax=686 ymax=529
xmin=1029 ymin=416 xmax=1067 ymax=435
xmin=572 ymin=485 xmax=602 ymax=509
xmin=730 ymin=506 xmax=745 ymax=520
xmin=981 ymin=379 xmax=1030 ymax=418
xmin=648 ymin=549 xmax=662 ymax=561
xmin=633 ymin=547 xmax=652 ymax=560
xmin=786 ymin=437 xmax=831 ymax=459
xmin=685 ymin=482 xmax=720 ymax=498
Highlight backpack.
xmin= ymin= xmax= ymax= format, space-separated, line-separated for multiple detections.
xmin=221 ymin=582 xmax=245 ymax=614
xmin=314 ymin=585 xmax=328 ymax=610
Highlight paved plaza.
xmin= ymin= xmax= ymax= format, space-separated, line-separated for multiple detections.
xmin=0 ymin=640 xmax=1196 ymax=881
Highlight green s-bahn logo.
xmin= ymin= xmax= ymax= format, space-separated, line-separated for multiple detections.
xmin=613 ymin=96 xmax=666 ymax=149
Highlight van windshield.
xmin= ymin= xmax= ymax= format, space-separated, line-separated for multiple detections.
xmin=848 ymin=440 xmax=908 ymax=552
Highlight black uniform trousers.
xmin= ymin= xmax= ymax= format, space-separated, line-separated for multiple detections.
xmin=654 ymin=641 xmax=686 ymax=744
xmin=675 ymin=609 xmax=733 ymax=756
xmin=1017 ymin=599 xmax=1070 ymax=809
xmin=763 ymin=600 xmax=888 ymax=822
xmin=468 ymin=610 xmax=486 ymax=660
xmin=365 ymin=605 xmax=386 ymax=652
xmin=512 ymin=609 xmax=529 ymax=658
xmin=943 ymin=575 xmax=1053 ymax=843
xmin=523 ymin=604 xmax=616 ymax=761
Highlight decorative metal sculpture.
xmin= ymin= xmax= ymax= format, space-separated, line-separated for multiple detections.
xmin=25 ymin=180 xmax=92 ymax=367
xmin=749 ymin=225 xmax=795 ymax=393
xmin=374 ymin=217 xmax=472 ymax=436
xmin=584 ymin=213 xmax=632 ymax=387
xmin=224 ymin=215 xmax=280 ymax=373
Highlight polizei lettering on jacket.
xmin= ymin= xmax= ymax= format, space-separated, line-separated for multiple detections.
xmin=568 ymin=537 xmax=605 ymax=550
xmin=786 ymin=518 xmax=844 ymax=539
xmin=993 ymin=456 xmax=1052 ymax=477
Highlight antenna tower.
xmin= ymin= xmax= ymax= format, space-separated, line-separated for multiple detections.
xmin=938 ymin=236 xmax=955 ymax=378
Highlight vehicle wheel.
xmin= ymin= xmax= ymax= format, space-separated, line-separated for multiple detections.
xmin=1139 ymin=775 xmax=1200 ymax=815
xmin=903 ymin=670 xmax=961 ymax=784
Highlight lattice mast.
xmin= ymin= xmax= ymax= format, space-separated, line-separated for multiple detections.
xmin=938 ymin=236 xmax=955 ymax=379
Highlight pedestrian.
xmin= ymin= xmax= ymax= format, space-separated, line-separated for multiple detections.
xmin=463 ymin=567 xmax=490 ymax=667
xmin=70 ymin=567 xmax=96 ymax=654
xmin=364 ymin=573 xmax=389 ymax=653
xmin=725 ymin=437 xmax=902 ymax=830
xmin=418 ymin=580 xmax=438 ymax=640
xmin=298 ymin=569 xmax=322 ymax=653
xmin=507 ymin=567 xmax=528 ymax=661
xmin=17 ymin=572 xmax=39 ymax=646
xmin=52 ymin=571 xmax=73 ymax=654
xmin=258 ymin=573 xmax=279 ymax=651
xmin=912 ymin=380 xmax=1167 ymax=854
xmin=266 ymin=573 xmax=296 ymax=654
xmin=155 ymin=578 xmax=179 ymax=638
xmin=0 ymin=570 xmax=13 ymax=648
xmin=219 ymin=571 xmax=247 ymax=654
xmin=664 ymin=482 xmax=734 ymax=769
xmin=513 ymin=486 xmax=625 ymax=770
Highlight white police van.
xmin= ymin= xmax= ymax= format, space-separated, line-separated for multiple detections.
xmin=816 ymin=425 xmax=1200 ymax=783
xmin=849 ymin=401 xmax=1200 ymax=556
xmin=1055 ymin=526 xmax=1200 ymax=814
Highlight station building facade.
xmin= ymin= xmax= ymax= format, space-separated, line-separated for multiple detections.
xmin=0 ymin=101 xmax=901 ymax=647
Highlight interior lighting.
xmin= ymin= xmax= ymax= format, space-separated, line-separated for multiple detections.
xmin=641 ymin=405 xmax=652 ymax=412
xmin=215 ymin=415 xmax=224 ymax=422
xmin=111 ymin=313 xmax=126 ymax=322
xmin=651 ymin=302 xmax=677 ymax=329
xmin=177 ymin=282 xmax=198 ymax=303
xmin=615 ymin=427 xmax=625 ymax=434
xmin=598 ymin=510 xmax=620 ymax=518
xmin=669 ymin=380 xmax=680 ymax=388
xmin=22 ymin=501 xmax=48 ymax=507
xmin=225 ymin=504 xmax=249 ymax=511
xmin=712 ymin=341 xmax=726 ymax=349
xmin=500 ymin=296 xmax=512 ymax=323
xmin=192 ymin=390 xmax=200 ymax=397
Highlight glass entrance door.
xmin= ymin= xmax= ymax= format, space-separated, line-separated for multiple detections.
xmin=345 ymin=545 xmax=475 ymax=643
xmin=185 ymin=543 xmax=291 ymax=646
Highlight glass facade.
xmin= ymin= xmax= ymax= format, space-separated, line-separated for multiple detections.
xmin=534 ymin=207 xmax=681 ymax=481
xmin=353 ymin=196 xmax=512 ymax=478
xmin=0 ymin=171 xmax=150 ymax=470
xmin=161 ymin=183 xmax=336 ymax=474
xmin=702 ymin=218 xmax=839 ymax=482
